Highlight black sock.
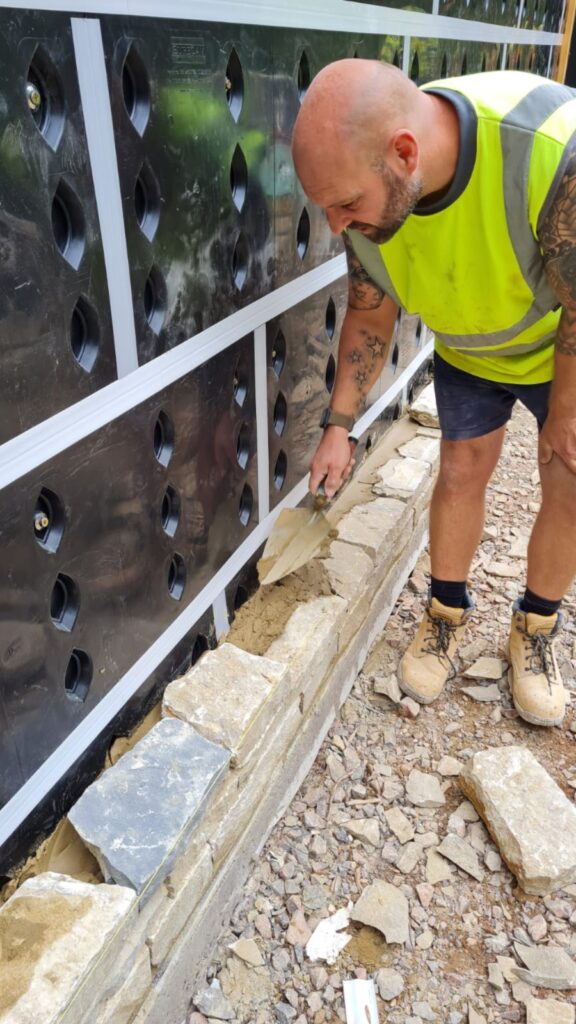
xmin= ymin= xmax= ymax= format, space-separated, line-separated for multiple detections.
xmin=430 ymin=577 xmax=469 ymax=609
xmin=520 ymin=587 xmax=561 ymax=618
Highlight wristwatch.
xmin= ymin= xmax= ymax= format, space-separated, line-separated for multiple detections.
xmin=319 ymin=407 xmax=355 ymax=432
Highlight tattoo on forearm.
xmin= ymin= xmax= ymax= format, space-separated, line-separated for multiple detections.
xmin=345 ymin=329 xmax=389 ymax=400
xmin=343 ymin=234 xmax=386 ymax=310
xmin=539 ymin=147 xmax=576 ymax=355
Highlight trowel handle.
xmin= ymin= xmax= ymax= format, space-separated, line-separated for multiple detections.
xmin=314 ymin=480 xmax=329 ymax=511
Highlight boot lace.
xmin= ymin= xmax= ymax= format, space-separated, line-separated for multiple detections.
xmin=422 ymin=616 xmax=459 ymax=679
xmin=526 ymin=630 xmax=556 ymax=693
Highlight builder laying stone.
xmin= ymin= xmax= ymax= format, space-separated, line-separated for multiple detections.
xmin=292 ymin=59 xmax=576 ymax=727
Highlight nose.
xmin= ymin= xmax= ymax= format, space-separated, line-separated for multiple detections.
xmin=325 ymin=207 xmax=352 ymax=234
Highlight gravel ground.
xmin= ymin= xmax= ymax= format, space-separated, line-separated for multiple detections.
xmin=189 ymin=403 xmax=576 ymax=1024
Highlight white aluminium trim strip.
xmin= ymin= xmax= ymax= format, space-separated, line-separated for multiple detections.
xmin=0 ymin=344 xmax=433 ymax=846
xmin=212 ymin=590 xmax=230 ymax=639
xmin=0 ymin=473 xmax=309 ymax=847
xmin=402 ymin=37 xmax=411 ymax=76
xmin=254 ymin=324 xmax=270 ymax=522
xmin=71 ymin=18 xmax=139 ymax=377
xmin=0 ymin=1 xmax=563 ymax=45
xmin=0 ymin=255 xmax=346 ymax=490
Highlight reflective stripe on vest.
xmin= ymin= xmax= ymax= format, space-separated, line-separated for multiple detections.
xmin=347 ymin=76 xmax=576 ymax=357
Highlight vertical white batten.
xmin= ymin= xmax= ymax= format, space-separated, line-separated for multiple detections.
xmin=212 ymin=590 xmax=230 ymax=639
xmin=71 ymin=17 xmax=139 ymax=377
xmin=254 ymin=324 xmax=271 ymax=521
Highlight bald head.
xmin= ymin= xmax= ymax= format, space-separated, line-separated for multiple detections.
xmin=293 ymin=59 xmax=419 ymax=173
xmin=292 ymin=58 xmax=458 ymax=242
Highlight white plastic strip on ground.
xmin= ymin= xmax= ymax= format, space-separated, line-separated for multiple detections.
xmin=0 ymin=344 xmax=433 ymax=846
xmin=71 ymin=17 xmax=139 ymax=377
xmin=0 ymin=0 xmax=562 ymax=44
xmin=0 ymin=255 xmax=346 ymax=490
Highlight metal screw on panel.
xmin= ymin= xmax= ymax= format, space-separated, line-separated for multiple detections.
xmin=26 ymin=82 xmax=42 ymax=112
xmin=34 ymin=512 xmax=49 ymax=531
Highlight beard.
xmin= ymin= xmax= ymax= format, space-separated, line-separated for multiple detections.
xmin=350 ymin=165 xmax=423 ymax=244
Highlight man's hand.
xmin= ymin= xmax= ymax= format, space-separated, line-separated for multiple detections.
xmin=309 ymin=426 xmax=357 ymax=499
xmin=539 ymin=410 xmax=576 ymax=473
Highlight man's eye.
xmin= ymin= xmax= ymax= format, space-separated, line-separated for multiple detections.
xmin=343 ymin=202 xmax=358 ymax=211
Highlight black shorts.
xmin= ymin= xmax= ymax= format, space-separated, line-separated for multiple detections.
xmin=433 ymin=351 xmax=551 ymax=441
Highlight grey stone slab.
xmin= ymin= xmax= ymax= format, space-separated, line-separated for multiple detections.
xmin=351 ymin=880 xmax=409 ymax=944
xmin=68 ymin=718 xmax=230 ymax=893
xmin=460 ymin=746 xmax=576 ymax=895
xmin=437 ymin=835 xmax=484 ymax=882
xmin=513 ymin=943 xmax=576 ymax=990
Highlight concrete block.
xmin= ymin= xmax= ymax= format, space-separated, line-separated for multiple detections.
xmin=95 ymin=944 xmax=152 ymax=1024
xmin=68 ymin=718 xmax=230 ymax=894
xmin=145 ymin=842 xmax=213 ymax=968
xmin=336 ymin=497 xmax=409 ymax=562
xmin=0 ymin=873 xmax=135 ymax=1024
xmin=162 ymin=644 xmax=289 ymax=765
xmin=373 ymin=457 xmax=430 ymax=499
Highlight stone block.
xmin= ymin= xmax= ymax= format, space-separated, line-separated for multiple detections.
xmin=408 ymin=382 xmax=439 ymax=427
xmin=336 ymin=497 xmax=410 ymax=562
xmin=322 ymin=540 xmax=374 ymax=602
xmin=460 ymin=746 xmax=576 ymax=895
xmin=266 ymin=595 xmax=347 ymax=699
xmin=0 ymin=873 xmax=135 ymax=1024
xmin=68 ymin=718 xmax=230 ymax=893
xmin=373 ymin=457 xmax=430 ymax=500
xmin=397 ymin=436 xmax=440 ymax=465
xmin=95 ymin=944 xmax=152 ymax=1024
xmin=162 ymin=644 xmax=289 ymax=765
xmin=145 ymin=842 xmax=213 ymax=968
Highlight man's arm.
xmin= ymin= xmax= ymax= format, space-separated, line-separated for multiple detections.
xmin=538 ymin=146 xmax=576 ymax=473
xmin=309 ymin=234 xmax=398 ymax=495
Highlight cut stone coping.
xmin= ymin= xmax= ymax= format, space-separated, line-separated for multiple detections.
xmin=68 ymin=718 xmax=230 ymax=894
xmin=0 ymin=873 xmax=135 ymax=1024
xmin=162 ymin=644 xmax=289 ymax=765
xmin=460 ymin=746 xmax=576 ymax=895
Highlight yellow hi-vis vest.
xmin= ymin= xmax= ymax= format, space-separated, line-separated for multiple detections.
xmin=347 ymin=71 xmax=576 ymax=384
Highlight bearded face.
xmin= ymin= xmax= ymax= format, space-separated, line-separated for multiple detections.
xmin=349 ymin=162 xmax=423 ymax=244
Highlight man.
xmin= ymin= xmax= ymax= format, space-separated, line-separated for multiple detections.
xmin=292 ymin=59 xmax=576 ymax=727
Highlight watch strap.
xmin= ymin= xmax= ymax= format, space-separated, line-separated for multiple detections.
xmin=321 ymin=408 xmax=355 ymax=432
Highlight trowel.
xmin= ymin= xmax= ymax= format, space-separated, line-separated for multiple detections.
xmin=258 ymin=484 xmax=332 ymax=586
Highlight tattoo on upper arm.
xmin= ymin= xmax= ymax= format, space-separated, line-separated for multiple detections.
xmin=343 ymin=234 xmax=386 ymax=311
xmin=539 ymin=149 xmax=576 ymax=355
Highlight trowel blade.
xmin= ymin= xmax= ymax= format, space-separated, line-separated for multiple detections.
xmin=258 ymin=507 xmax=331 ymax=585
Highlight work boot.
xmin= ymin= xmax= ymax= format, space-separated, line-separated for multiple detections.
xmin=398 ymin=597 xmax=472 ymax=704
xmin=508 ymin=601 xmax=567 ymax=727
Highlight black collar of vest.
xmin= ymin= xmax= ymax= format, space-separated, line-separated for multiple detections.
xmin=413 ymin=87 xmax=478 ymax=216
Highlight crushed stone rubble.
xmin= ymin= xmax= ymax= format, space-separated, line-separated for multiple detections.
xmin=189 ymin=406 xmax=576 ymax=1024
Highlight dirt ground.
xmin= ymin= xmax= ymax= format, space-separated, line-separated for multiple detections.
xmin=190 ymin=402 xmax=576 ymax=1024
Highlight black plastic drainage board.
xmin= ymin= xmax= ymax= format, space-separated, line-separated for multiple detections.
xmin=0 ymin=1 xmax=562 ymax=875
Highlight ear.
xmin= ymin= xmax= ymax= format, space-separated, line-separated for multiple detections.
xmin=388 ymin=129 xmax=419 ymax=175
